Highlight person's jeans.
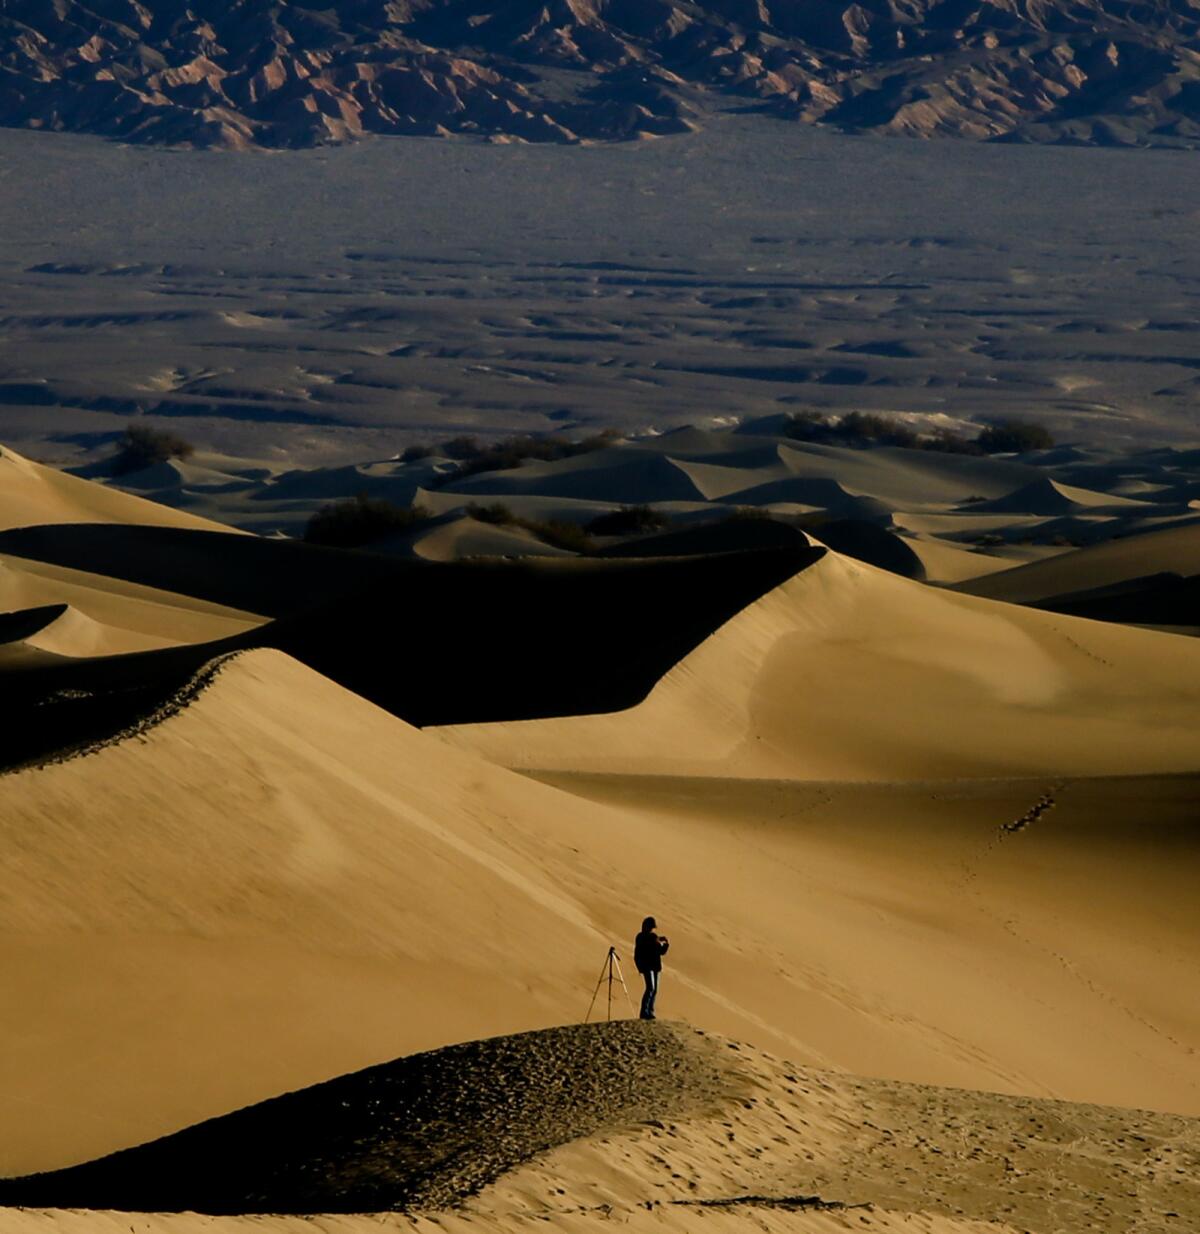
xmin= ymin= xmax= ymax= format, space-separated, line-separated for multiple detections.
xmin=640 ymin=970 xmax=659 ymax=1020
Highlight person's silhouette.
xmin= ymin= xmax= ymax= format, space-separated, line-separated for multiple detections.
xmin=634 ymin=915 xmax=669 ymax=1020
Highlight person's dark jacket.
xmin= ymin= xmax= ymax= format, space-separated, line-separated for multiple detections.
xmin=634 ymin=929 xmax=669 ymax=974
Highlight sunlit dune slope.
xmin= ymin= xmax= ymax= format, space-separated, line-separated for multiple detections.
xmin=3 ymin=649 xmax=1199 ymax=1182
xmin=0 ymin=447 xmax=236 ymax=534
xmin=0 ymin=553 xmax=262 ymax=651
xmin=434 ymin=550 xmax=1200 ymax=780
xmin=956 ymin=521 xmax=1200 ymax=605
xmin=0 ymin=602 xmax=173 ymax=664
xmin=0 ymin=649 xmax=635 ymax=1173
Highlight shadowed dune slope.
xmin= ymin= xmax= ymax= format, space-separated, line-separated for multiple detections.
xmin=0 ymin=527 xmax=822 ymax=725
xmin=0 ymin=541 xmax=821 ymax=766
xmin=2 ymin=648 xmax=1199 ymax=1183
xmin=1038 ymin=572 xmax=1200 ymax=629
xmin=434 ymin=550 xmax=1200 ymax=779
xmin=0 ymin=447 xmax=234 ymax=534
xmin=0 ymin=1023 xmax=728 ymax=1215
xmin=0 ymin=524 xmax=404 ymax=618
xmin=251 ymin=545 xmax=824 ymax=725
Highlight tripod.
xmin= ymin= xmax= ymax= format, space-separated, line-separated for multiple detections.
xmin=584 ymin=945 xmax=635 ymax=1022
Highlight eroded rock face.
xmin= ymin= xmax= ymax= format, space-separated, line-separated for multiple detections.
xmin=2 ymin=0 xmax=1200 ymax=147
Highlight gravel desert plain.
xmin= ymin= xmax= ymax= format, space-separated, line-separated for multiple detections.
xmin=1 ymin=2 xmax=1200 ymax=1233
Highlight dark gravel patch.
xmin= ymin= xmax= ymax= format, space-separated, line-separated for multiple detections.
xmin=0 ymin=1021 xmax=732 ymax=1215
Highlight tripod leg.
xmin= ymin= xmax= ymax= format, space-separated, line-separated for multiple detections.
xmin=612 ymin=954 xmax=636 ymax=1017
xmin=607 ymin=949 xmax=614 ymax=1022
xmin=584 ymin=950 xmax=614 ymax=1023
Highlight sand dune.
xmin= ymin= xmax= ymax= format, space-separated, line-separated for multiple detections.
xmin=0 ymin=433 xmax=1197 ymax=1234
xmin=446 ymin=452 xmax=709 ymax=506
xmin=776 ymin=444 xmax=1038 ymax=509
xmin=0 ymin=603 xmax=172 ymax=665
xmin=0 ymin=1023 xmax=729 ymax=1214
xmin=397 ymin=516 xmax=575 ymax=562
xmin=434 ymin=550 xmax=1200 ymax=780
xmin=254 ymin=547 xmax=819 ymax=726
xmin=0 ymin=524 xmax=404 ymax=618
xmin=3 ymin=646 xmax=1199 ymax=1187
xmin=0 ymin=552 xmax=263 ymax=649
xmin=0 ymin=446 xmax=236 ymax=534
xmin=3 ymin=1024 xmax=1198 ymax=1232
xmin=974 ymin=477 xmax=1154 ymax=516
xmin=958 ymin=521 xmax=1200 ymax=605
xmin=896 ymin=535 xmax=1033 ymax=585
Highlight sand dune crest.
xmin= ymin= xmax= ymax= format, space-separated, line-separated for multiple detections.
xmin=434 ymin=550 xmax=1200 ymax=780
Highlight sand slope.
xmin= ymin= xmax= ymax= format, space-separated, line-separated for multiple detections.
xmin=0 ymin=552 xmax=263 ymax=650
xmin=3 ymin=648 xmax=1200 ymax=1185
xmin=434 ymin=550 xmax=1200 ymax=780
xmin=0 ymin=447 xmax=236 ymax=534
xmin=3 ymin=1025 xmax=1198 ymax=1233
xmin=958 ymin=521 xmax=1200 ymax=605
xmin=0 ymin=603 xmax=173 ymax=665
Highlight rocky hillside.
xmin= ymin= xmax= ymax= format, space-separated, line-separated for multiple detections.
xmin=3 ymin=0 xmax=1200 ymax=148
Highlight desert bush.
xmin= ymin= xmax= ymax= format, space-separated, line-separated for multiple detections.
xmin=465 ymin=501 xmax=594 ymax=553
xmin=114 ymin=422 xmax=195 ymax=473
xmin=303 ymin=493 xmax=430 ymax=548
xmin=399 ymin=444 xmax=433 ymax=463
xmin=585 ymin=504 xmax=668 ymax=536
xmin=976 ymin=420 xmax=1055 ymax=454
xmin=783 ymin=411 xmax=981 ymax=453
xmin=925 ymin=427 xmax=983 ymax=455
xmin=723 ymin=506 xmax=773 ymax=521
xmin=440 ymin=435 xmax=483 ymax=460
xmin=466 ymin=502 xmax=517 ymax=525
xmin=424 ymin=429 xmax=620 ymax=484
xmin=533 ymin=519 xmax=595 ymax=554
xmin=840 ymin=412 xmax=922 ymax=448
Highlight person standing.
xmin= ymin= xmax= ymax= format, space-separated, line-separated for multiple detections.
xmin=634 ymin=915 xmax=669 ymax=1020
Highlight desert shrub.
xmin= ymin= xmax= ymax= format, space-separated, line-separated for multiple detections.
xmin=114 ymin=422 xmax=195 ymax=473
xmin=925 ymin=427 xmax=983 ymax=455
xmin=586 ymin=505 xmax=669 ymax=536
xmin=440 ymin=435 xmax=483 ymax=460
xmin=976 ymin=420 xmax=1055 ymax=454
xmin=783 ymin=411 xmax=978 ymax=453
xmin=723 ymin=506 xmax=773 ymax=521
xmin=533 ymin=519 xmax=595 ymax=554
xmin=466 ymin=502 xmax=517 ymax=525
xmin=426 ymin=429 xmax=620 ymax=484
xmin=465 ymin=501 xmax=594 ymax=553
xmin=839 ymin=412 xmax=922 ymax=448
xmin=399 ymin=444 xmax=433 ymax=463
xmin=304 ymin=493 xmax=430 ymax=548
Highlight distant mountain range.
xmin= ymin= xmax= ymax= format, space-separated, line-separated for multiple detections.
xmin=3 ymin=0 xmax=1200 ymax=148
